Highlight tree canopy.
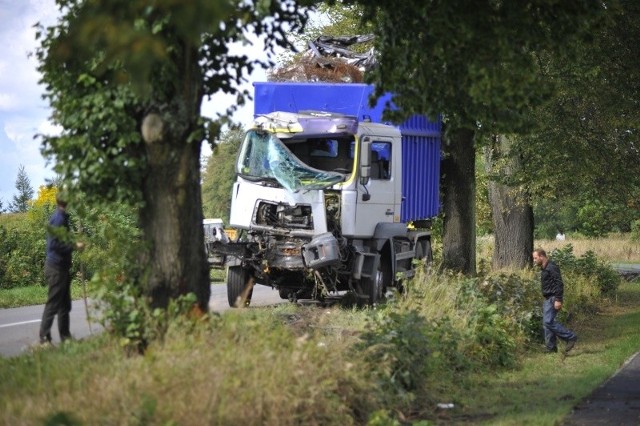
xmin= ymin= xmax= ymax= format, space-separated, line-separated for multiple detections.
xmin=514 ymin=2 xmax=640 ymax=208
xmin=345 ymin=0 xmax=609 ymax=273
xmin=37 ymin=0 xmax=310 ymax=206
xmin=36 ymin=0 xmax=312 ymax=313
xmin=354 ymin=0 xmax=606 ymax=130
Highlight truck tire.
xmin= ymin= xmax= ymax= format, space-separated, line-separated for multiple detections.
xmin=359 ymin=269 xmax=384 ymax=306
xmin=278 ymin=288 xmax=291 ymax=300
xmin=227 ymin=266 xmax=253 ymax=308
xmin=415 ymin=239 xmax=433 ymax=263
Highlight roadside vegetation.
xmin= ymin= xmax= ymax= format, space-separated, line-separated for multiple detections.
xmin=1 ymin=1 xmax=639 ymax=424
xmin=2 ymin=240 xmax=637 ymax=425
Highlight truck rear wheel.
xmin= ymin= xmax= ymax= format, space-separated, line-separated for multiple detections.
xmin=415 ymin=239 xmax=433 ymax=263
xmin=227 ymin=266 xmax=253 ymax=308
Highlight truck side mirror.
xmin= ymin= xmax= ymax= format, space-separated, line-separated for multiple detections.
xmin=359 ymin=139 xmax=371 ymax=186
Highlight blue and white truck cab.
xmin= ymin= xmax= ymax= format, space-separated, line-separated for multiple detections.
xmin=213 ymin=83 xmax=441 ymax=307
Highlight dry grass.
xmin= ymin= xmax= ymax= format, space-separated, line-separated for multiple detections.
xmin=478 ymin=233 xmax=640 ymax=264
xmin=0 ymin=309 xmax=375 ymax=426
xmin=535 ymin=234 xmax=640 ymax=263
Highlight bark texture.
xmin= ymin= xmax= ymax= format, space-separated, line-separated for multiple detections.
xmin=484 ymin=135 xmax=534 ymax=270
xmin=138 ymin=45 xmax=210 ymax=312
xmin=441 ymin=127 xmax=477 ymax=275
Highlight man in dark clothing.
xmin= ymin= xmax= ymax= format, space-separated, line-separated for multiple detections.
xmin=39 ymin=194 xmax=83 ymax=344
xmin=533 ymin=248 xmax=578 ymax=354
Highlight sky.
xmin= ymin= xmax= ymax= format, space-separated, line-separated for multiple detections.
xmin=0 ymin=0 xmax=274 ymax=209
xmin=0 ymin=0 xmax=60 ymax=208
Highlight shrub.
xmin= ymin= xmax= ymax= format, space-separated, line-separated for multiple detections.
xmin=631 ymin=219 xmax=640 ymax=242
xmin=79 ymin=203 xmax=149 ymax=354
xmin=359 ymin=310 xmax=433 ymax=408
xmin=551 ymin=244 xmax=621 ymax=296
xmin=474 ymin=271 xmax=542 ymax=344
xmin=464 ymin=304 xmax=517 ymax=368
xmin=0 ymin=212 xmax=47 ymax=289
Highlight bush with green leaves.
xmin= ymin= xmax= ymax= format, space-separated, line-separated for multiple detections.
xmin=632 ymin=219 xmax=640 ymax=242
xmin=473 ymin=271 xmax=541 ymax=342
xmin=455 ymin=275 xmax=524 ymax=367
xmin=359 ymin=310 xmax=434 ymax=408
xmin=74 ymin=202 xmax=154 ymax=354
xmin=550 ymin=244 xmax=621 ymax=296
xmin=360 ymin=267 xmax=529 ymax=409
xmin=463 ymin=304 xmax=517 ymax=368
xmin=0 ymin=207 xmax=51 ymax=289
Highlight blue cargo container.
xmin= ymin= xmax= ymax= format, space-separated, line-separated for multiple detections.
xmin=253 ymin=82 xmax=441 ymax=222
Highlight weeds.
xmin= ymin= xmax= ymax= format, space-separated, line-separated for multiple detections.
xmin=0 ymin=249 xmax=629 ymax=425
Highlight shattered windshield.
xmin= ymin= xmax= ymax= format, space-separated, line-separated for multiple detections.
xmin=237 ymin=131 xmax=346 ymax=192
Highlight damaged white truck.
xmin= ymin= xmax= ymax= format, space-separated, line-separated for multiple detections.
xmin=211 ymin=82 xmax=441 ymax=307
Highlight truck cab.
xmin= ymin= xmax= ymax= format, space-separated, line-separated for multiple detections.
xmin=211 ymin=83 xmax=441 ymax=307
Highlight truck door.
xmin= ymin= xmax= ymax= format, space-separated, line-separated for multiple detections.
xmin=355 ymin=137 xmax=397 ymax=236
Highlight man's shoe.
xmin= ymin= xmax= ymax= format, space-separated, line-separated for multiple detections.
xmin=30 ymin=340 xmax=53 ymax=352
xmin=565 ymin=337 xmax=577 ymax=354
xmin=544 ymin=347 xmax=558 ymax=353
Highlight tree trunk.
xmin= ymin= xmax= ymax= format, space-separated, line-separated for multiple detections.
xmin=140 ymin=115 xmax=210 ymax=312
xmin=484 ymin=135 xmax=534 ymax=270
xmin=441 ymin=127 xmax=476 ymax=275
xmin=138 ymin=45 xmax=210 ymax=312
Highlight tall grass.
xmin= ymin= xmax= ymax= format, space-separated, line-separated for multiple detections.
xmin=538 ymin=234 xmax=640 ymax=263
xmin=1 ymin=310 xmax=375 ymax=426
xmin=478 ymin=233 xmax=640 ymax=264
xmin=0 ymin=250 xmax=628 ymax=425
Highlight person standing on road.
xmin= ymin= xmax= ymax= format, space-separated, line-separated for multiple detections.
xmin=533 ymin=248 xmax=578 ymax=354
xmin=39 ymin=193 xmax=84 ymax=345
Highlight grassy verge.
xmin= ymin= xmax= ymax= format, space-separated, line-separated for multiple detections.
xmin=1 ymin=242 xmax=637 ymax=424
xmin=0 ymin=282 xmax=87 ymax=309
xmin=452 ymin=281 xmax=640 ymax=425
xmin=2 ymin=276 xmax=638 ymax=425
xmin=0 ymin=269 xmax=226 ymax=309
xmin=0 ymin=306 xmax=375 ymax=425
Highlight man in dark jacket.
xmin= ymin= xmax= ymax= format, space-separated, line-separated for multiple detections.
xmin=533 ymin=248 xmax=578 ymax=354
xmin=39 ymin=193 xmax=83 ymax=344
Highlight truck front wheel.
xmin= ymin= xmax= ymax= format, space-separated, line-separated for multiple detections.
xmin=227 ymin=266 xmax=253 ymax=308
xmin=359 ymin=269 xmax=384 ymax=306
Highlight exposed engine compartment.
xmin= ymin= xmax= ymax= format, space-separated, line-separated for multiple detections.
xmin=254 ymin=201 xmax=313 ymax=230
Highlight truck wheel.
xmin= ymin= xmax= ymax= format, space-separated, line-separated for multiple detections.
xmin=278 ymin=288 xmax=293 ymax=300
xmin=415 ymin=239 xmax=433 ymax=263
xmin=359 ymin=269 xmax=384 ymax=306
xmin=227 ymin=266 xmax=253 ymax=308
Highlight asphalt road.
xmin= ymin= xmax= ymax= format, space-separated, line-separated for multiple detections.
xmin=0 ymin=283 xmax=284 ymax=358
xmin=564 ymin=351 xmax=640 ymax=425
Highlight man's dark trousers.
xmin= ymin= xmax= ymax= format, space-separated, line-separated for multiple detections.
xmin=543 ymin=296 xmax=576 ymax=351
xmin=39 ymin=262 xmax=72 ymax=343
